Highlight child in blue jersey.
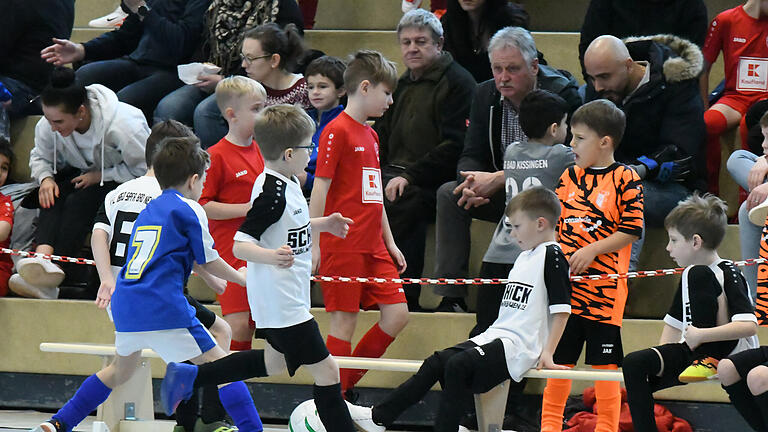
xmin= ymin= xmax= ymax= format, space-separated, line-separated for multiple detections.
xmin=32 ymin=137 xmax=263 ymax=432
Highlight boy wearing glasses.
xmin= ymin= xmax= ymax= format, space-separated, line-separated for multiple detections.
xmin=199 ymin=76 xmax=266 ymax=352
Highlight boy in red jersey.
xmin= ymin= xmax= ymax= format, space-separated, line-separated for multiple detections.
xmin=701 ymin=0 xmax=768 ymax=192
xmin=309 ymin=50 xmax=409 ymax=398
xmin=200 ymin=76 xmax=266 ymax=352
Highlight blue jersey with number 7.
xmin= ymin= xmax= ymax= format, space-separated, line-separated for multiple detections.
xmin=112 ymin=189 xmax=219 ymax=332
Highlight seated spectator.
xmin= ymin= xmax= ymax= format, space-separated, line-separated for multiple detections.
xmin=701 ymin=0 xmax=768 ymax=195
xmin=40 ymin=0 xmax=211 ymax=121
xmin=374 ymin=9 xmax=476 ymax=311
xmin=579 ymin=0 xmax=708 ymax=81
xmin=303 ymin=56 xmax=347 ymax=195
xmin=179 ymin=23 xmax=310 ymax=148
xmin=0 ymin=0 xmax=74 ymax=139
xmin=433 ymin=26 xmax=580 ymax=312
xmin=0 ymin=138 xmax=14 ymax=296
xmin=154 ymin=0 xmax=304 ymax=146
xmin=441 ymin=0 xmax=530 ymax=82
xmin=583 ymin=35 xmax=705 ymax=268
xmin=9 ymin=67 xmax=149 ymax=299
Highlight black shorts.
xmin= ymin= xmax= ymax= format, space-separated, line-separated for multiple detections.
xmin=448 ymin=339 xmax=516 ymax=393
xmin=643 ymin=343 xmax=695 ymax=392
xmin=256 ymin=318 xmax=329 ymax=377
xmin=728 ymin=346 xmax=768 ymax=380
xmin=553 ymin=315 xmax=623 ymax=366
xmin=185 ymin=294 xmax=216 ymax=329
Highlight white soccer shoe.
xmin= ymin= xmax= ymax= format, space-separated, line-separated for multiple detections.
xmin=88 ymin=5 xmax=128 ymax=28
xmin=749 ymin=197 xmax=768 ymax=226
xmin=345 ymin=401 xmax=386 ymax=432
xmin=9 ymin=273 xmax=59 ymax=299
xmin=401 ymin=0 xmax=422 ymax=13
xmin=17 ymin=257 xmax=65 ymax=288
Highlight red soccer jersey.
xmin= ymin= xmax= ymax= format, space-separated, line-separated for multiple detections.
xmin=0 ymin=193 xmax=12 ymax=295
xmin=199 ymin=138 xmax=265 ymax=266
xmin=315 ymin=111 xmax=386 ymax=253
xmin=702 ymin=6 xmax=768 ymax=94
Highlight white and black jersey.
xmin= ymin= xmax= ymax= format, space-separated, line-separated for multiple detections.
xmin=664 ymin=260 xmax=758 ymax=355
xmin=93 ymin=176 xmax=161 ymax=277
xmin=234 ymin=168 xmax=312 ymax=329
xmin=471 ymin=241 xmax=571 ymax=381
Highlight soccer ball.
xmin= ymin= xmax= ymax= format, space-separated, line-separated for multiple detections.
xmin=289 ymin=399 xmax=326 ymax=432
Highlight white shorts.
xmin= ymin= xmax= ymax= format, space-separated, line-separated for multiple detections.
xmin=114 ymin=319 xmax=216 ymax=363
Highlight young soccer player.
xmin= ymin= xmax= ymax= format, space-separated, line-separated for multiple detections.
xmin=303 ymin=55 xmax=346 ymax=195
xmin=160 ymin=104 xmax=360 ymax=431
xmin=343 ymin=186 xmax=571 ymax=432
xmin=32 ymin=137 xmax=263 ymax=432
xmin=0 ymin=137 xmax=14 ymax=297
xmin=200 ymin=76 xmax=266 ymax=353
xmin=309 ymin=50 xmax=409 ymax=398
xmin=90 ymin=120 xmax=239 ymax=432
xmin=622 ymin=193 xmax=758 ymax=432
xmin=540 ymin=99 xmax=644 ymax=432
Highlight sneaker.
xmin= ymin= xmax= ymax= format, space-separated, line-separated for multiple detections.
xmin=162 ymin=362 xmax=199 ymax=416
xmin=17 ymin=257 xmax=65 ymax=288
xmin=343 ymin=388 xmax=360 ymax=403
xmin=401 ymin=0 xmax=422 ymax=13
xmin=88 ymin=5 xmax=128 ymax=28
xmin=678 ymin=357 xmax=719 ymax=383
xmin=435 ymin=296 xmax=468 ymax=313
xmin=193 ymin=418 xmax=237 ymax=432
xmin=31 ymin=419 xmax=65 ymax=432
xmin=345 ymin=402 xmax=385 ymax=432
xmin=749 ymin=198 xmax=768 ymax=226
xmin=9 ymin=274 xmax=59 ymax=299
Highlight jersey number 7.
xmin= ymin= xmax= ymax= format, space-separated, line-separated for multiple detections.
xmin=125 ymin=226 xmax=162 ymax=280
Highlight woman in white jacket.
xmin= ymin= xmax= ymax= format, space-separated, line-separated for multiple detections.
xmin=10 ymin=67 xmax=149 ymax=299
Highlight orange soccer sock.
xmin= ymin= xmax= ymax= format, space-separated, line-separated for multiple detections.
xmin=541 ymin=373 xmax=573 ymax=432
xmin=326 ymin=335 xmax=352 ymax=392
xmin=593 ymin=365 xmax=622 ymax=432
xmin=704 ymin=109 xmax=729 ymax=195
xmin=347 ymin=323 xmax=396 ymax=390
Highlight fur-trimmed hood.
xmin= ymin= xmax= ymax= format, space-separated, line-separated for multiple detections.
xmin=623 ymin=34 xmax=703 ymax=83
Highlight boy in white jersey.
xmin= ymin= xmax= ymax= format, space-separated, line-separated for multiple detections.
xmin=162 ymin=105 xmax=362 ymax=431
xmin=342 ymin=186 xmax=572 ymax=432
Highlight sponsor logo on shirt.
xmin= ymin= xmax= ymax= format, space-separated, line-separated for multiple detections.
xmin=287 ymin=222 xmax=312 ymax=255
xmin=361 ymin=167 xmax=383 ymax=204
xmin=563 ymin=215 xmax=603 ymax=232
xmin=500 ymin=281 xmax=533 ymax=310
xmin=503 ymin=159 xmax=549 ymax=169
xmin=738 ymin=57 xmax=768 ymax=92
xmin=733 ymin=37 xmax=747 ymax=43
xmin=235 ymin=170 xmax=248 ymax=178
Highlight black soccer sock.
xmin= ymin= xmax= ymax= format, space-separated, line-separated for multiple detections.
xmin=723 ymin=380 xmax=767 ymax=431
xmin=622 ymin=348 xmax=662 ymax=432
xmin=754 ymin=390 xmax=768 ymax=429
xmin=200 ymin=384 xmax=227 ymax=424
xmin=175 ymin=362 xmax=199 ymax=432
xmin=194 ymin=350 xmax=267 ymax=388
xmin=313 ymin=383 xmax=355 ymax=431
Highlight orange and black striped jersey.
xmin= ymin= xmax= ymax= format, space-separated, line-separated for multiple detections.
xmin=556 ymin=163 xmax=644 ymax=327
xmin=756 ymin=219 xmax=768 ymax=325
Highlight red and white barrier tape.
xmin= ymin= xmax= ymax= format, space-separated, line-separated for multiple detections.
xmin=4 ymin=247 xmax=765 ymax=285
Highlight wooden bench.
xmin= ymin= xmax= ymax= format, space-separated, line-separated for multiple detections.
xmin=40 ymin=342 xmax=623 ymax=432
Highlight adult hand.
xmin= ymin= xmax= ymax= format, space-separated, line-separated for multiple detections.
xmin=746 ymin=183 xmax=768 ymax=211
xmin=748 ymin=156 xmax=768 ymax=191
xmin=195 ymin=74 xmax=223 ymax=93
xmin=325 ymin=212 xmax=353 ymax=238
xmin=568 ymin=244 xmax=597 ymax=275
xmin=456 ymin=187 xmax=490 ymax=209
xmin=385 ymin=176 xmax=409 ymax=202
xmin=457 ymin=171 xmax=503 ymax=198
xmin=39 ymin=177 xmax=59 ymax=209
xmin=72 ymin=171 xmax=101 ymax=189
xmin=94 ymin=280 xmax=115 ymax=309
xmin=41 ymin=38 xmax=85 ymax=66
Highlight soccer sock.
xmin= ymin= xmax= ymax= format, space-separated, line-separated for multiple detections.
xmin=200 ymin=384 xmax=227 ymax=424
xmin=194 ymin=350 xmax=267 ymax=388
xmin=347 ymin=323 xmax=395 ymax=389
xmin=540 ymin=376 xmax=572 ymax=432
xmin=755 ymin=390 xmax=768 ymax=426
xmin=704 ymin=109 xmax=729 ymax=194
xmin=53 ymin=374 xmax=112 ymax=431
xmin=230 ymin=339 xmax=252 ymax=351
xmin=313 ymin=383 xmax=355 ymax=431
xmin=174 ymin=385 xmax=198 ymax=431
xmin=593 ymin=365 xmax=621 ymax=432
xmin=327 ymin=335 xmax=352 ymax=392
xmin=218 ymin=381 xmax=263 ymax=432
xmin=622 ymin=350 xmax=661 ymax=432
xmin=723 ymin=380 xmax=767 ymax=431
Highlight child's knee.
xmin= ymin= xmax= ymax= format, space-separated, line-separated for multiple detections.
xmin=717 ymin=359 xmax=741 ymax=386
xmin=622 ymin=348 xmax=660 ymax=375
xmin=746 ymin=366 xmax=768 ymax=395
xmin=311 ymin=356 xmax=341 ymax=386
xmin=210 ymin=316 xmax=233 ymax=349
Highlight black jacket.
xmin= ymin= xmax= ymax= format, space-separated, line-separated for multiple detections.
xmin=585 ymin=34 xmax=706 ymax=191
xmin=457 ymin=65 xmax=582 ymax=175
xmin=83 ymin=0 xmax=211 ymax=68
xmin=0 ymin=0 xmax=74 ymax=92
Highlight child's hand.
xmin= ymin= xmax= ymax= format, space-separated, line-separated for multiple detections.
xmin=568 ymin=245 xmax=597 ymax=275
xmin=207 ymin=273 xmax=227 ymax=294
xmin=273 ymin=245 xmax=294 ymax=268
xmin=311 ymin=244 xmax=321 ymax=274
xmin=537 ymin=351 xmax=570 ymax=370
xmin=388 ymin=244 xmax=408 ymax=274
xmin=94 ymin=280 xmax=115 ymax=309
xmin=683 ymin=325 xmax=704 ymax=350
xmin=326 ymin=212 xmax=353 ymax=238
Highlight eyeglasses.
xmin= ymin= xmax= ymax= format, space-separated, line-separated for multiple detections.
xmin=240 ymin=53 xmax=272 ymax=65
xmin=292 ymin=144 xmax=316 ymax=153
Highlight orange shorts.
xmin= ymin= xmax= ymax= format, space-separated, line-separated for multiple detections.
xmin=320 ymin=250 xmax=405 ymax=312
xmin=716 ymin=92 xmax=768 ymax=115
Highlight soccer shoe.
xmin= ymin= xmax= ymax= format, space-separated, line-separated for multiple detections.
xmin=345 ymin=401 xmax=385 ymax=432
xmin=193 ymin=418 xmax=237 ymax=432
xmin=9 ymin=274 xmax=59 ymax=299
xmin=88 ymin=5 xmax=128 ymax=28
xmin=749 ymin=198 xmax=768 ymax=226
xmin=30 ymin=419 xmax=65 ymax=432
xmin=401 ymin=0 xmax=422 ymax=13
xmin=678 ymin=357 xmax=719 ymax=383
xmin=17 ymin=257 xmax=65 ymax=288
xmin=435 ymin=296 xmax=468 ymax=313
xmin=162 ymin=362 xmax=199 ymax=416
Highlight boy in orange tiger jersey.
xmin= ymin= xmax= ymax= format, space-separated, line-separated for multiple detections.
xmin=540 ymin=99 xmax=644 ymax=432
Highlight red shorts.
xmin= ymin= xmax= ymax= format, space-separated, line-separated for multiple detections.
xmin=320 ymin=250 xmax=405 ymax=312
xmin=715 ymin=92 xmax=768 ymax=114
xmin=217 ymin=257 xmax=252 ymax=320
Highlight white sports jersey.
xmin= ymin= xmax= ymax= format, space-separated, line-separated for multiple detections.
xmin=93 ymin=175 xmax=161 ymax=278
xmin=471 ymin=241 xmax=571 ymax=381
xmin=664 ymin=260 xmax=758 ymax=355
xmin=234 ymin=168 xmax=313 ymax=329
